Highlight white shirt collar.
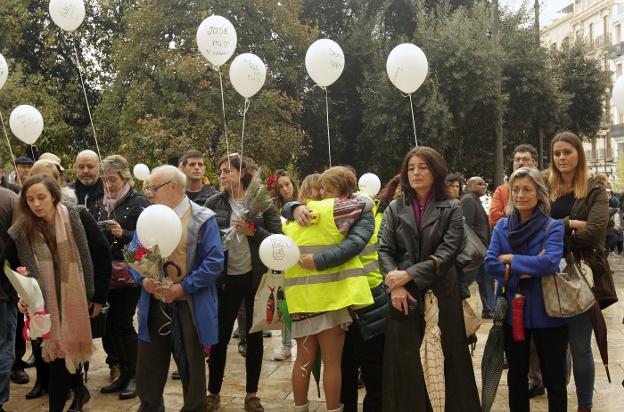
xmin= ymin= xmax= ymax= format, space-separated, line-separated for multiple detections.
xmin=172 ymin=196 xmax=191 ymax=217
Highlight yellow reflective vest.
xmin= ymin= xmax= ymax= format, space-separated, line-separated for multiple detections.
xmin=358 ymin=196 xmax=383 ymax=289
xmin=283 ymin=198 xmax=373 ymax=314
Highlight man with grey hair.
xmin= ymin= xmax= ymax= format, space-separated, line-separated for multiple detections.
xmin=461 ymin=176 xmax=494 ymax=318
xmin=132 ymin=165 xmax=224 ymax=412
xmin=70 ymin=150 xmax=104 ymax=216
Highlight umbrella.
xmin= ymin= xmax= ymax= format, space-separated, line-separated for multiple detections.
xmin=589 ymin=302 xmax=611 ymax=383
xmin=420 ymin=290 xmax=445 ymax=412
xmin=481 ymin=264 xmax=510 ymax=412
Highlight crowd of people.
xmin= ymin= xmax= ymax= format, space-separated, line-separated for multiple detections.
xmin=0 ymin=129 xmax=618 ymax=412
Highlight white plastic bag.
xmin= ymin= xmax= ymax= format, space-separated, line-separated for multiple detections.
xmin=250 ymin=271 xmax=286 ymax=333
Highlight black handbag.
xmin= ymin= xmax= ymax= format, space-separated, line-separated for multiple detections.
xmin=90 ymin=303 xmax=110 ymax=339
xmin=457 ymin=220 xmax=487 ymax=272
xmin=351 ymin=284 xmax=389 ymax=341
xmin=583 ymin=248 xmax=618 ymax=309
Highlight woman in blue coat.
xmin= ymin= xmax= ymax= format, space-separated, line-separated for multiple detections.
xmin=485 ymin=167 xmax=567 ymax=412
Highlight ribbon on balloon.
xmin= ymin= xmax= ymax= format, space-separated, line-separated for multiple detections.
xmin=386 ymin=43 xmax=429 ymax=147
xmin=305 ymin=39 xmax=345 ymax=167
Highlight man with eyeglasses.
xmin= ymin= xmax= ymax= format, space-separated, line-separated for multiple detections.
xmin=490 ymin=144 xmax=539 ymax=227
xmin=132 ymin=165 xmax=224 ymax=412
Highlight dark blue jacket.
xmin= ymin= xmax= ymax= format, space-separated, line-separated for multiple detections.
xmin=485 ymin=216 xmax=567 ymax=329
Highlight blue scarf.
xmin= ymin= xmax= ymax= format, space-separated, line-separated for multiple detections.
xmin=507 ymin=210 xmax=548 ymax=255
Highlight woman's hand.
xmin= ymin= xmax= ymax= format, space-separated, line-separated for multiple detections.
xmin=498 ymin=254 xmax=513 ymax=265
xmin=108 ymin=220 xmax=123 ymax=238
xmin=385 ymin=270 xmax=411 ymax=290
xmin=298 ymin=254 xmax=316 ymax=270
xmin=390 ymin=286 xmax=417 ymax=315
xmin=232 ymin=219 xmax=255 ymax=236
xmin=569 ymin=220 xmax=587 ymax=231
xmin=17 ymin=299 xmax=28 ymax=315
xmin=293 ymin=206 xmax=314 ymax=226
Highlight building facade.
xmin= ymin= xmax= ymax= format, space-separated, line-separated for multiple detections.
xmin=542 ymin=0 xmax=621 ymax=177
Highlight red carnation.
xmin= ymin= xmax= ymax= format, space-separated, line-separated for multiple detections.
xmin=134 ymin=247 xmax=149 ymax=261
xmin=266 ymin=175 xmax=277 ymax=191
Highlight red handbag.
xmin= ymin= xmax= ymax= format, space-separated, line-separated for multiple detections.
xmin=110 ymin=260 xmax=137 ymax=289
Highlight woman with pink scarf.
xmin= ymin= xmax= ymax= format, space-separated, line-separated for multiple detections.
xmin=2 ymin=174 xmax=111 ymax=411
xmin=95 ymin=155 xmax=149 ymax=400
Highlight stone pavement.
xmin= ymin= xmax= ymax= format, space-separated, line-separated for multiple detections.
xmin=6 ymin=257 xmax=624 ymax=411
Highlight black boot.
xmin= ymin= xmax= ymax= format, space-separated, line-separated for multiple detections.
xmin=101 ymin=336 xmax=129 ymax=394
xmin=26 ymin=341 xmax=48 ymax=399
xmin=119 ymin=334 xmax=138 ymax=400
xmin=68 ymin=372 xmax=90 ymax=412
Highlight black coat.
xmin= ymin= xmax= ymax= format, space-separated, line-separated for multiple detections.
xmin=187 ymin=184 xmax=219 ymax=206
xmin=70 ymin=178 xmax=105 ymax=217
xmin=94 ymin=189 xmax=150 ymax=261
xmin=460 ymin=191 xmax=491 ymax=246
xmin=204 ymin=191 xmax=282 ymax=289
xmin=379 ymin=195 xmax=481 ymax=412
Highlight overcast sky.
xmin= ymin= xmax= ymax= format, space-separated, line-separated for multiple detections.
xmin=501 ymin=0 xmax=572 ymax=26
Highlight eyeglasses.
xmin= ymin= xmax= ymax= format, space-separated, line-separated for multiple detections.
xmin=145 ymin=180 xmax=172 ymax=193
xmin=511 ymin=187 xmax=536 ymax=195
xmin=513 ymin=156 xmax=534 ymax=163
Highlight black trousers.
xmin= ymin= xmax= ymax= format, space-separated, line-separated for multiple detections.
xmin=107 ymin=286 xmax=141 ymax=336
xmin=48 ymin=359 xmax=82 ymax=412
xmin=504 ymin=324 xmax=568 ymax=412
xmin=340 ymin=322 xmax=384 ymax=412
xmin=208 ymin=272 xmax=263 ymax=394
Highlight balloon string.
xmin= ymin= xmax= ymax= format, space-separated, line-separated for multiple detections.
xmin=0 ymin=112 xmax=19 ymax=185
xmin=30 ymin=145 xmax=35 ymax=160
xmin=218 ymin=70 xmax=231 ymax=173
xmin=408 ymin=94 xmax=418 ymax=147
xmin=236 ymin=98 xmax=251 ymax=201
xmin=324 ymin=87 xmax=332 ymax=167
xmin=72 ymin=43 xmax=102 ymax=161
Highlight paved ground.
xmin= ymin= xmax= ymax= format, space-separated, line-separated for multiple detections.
xmin=6 ymin=257 xmax=624 ymax=411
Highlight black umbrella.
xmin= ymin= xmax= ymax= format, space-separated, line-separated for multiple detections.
xmin=589 ymin=302 xmax=611 ymax=383
xmin=480 ymin=264 xmax=510 ymax=412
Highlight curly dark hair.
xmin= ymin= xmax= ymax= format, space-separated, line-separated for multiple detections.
xmin=399 ymin=147 xmax=448 ymax=201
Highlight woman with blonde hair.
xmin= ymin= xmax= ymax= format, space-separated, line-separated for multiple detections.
xmin=548 ymin=131 xmax=610 ymax=412
xmin=1 ymin=175 xmax=111 ymax=411
xmin=283 ymin=166 xmax=374 ymax=412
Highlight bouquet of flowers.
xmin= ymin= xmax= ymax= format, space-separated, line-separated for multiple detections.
xmin=3 ymin=261 xmax=50 ymax=340
xmin=123 ymin=239 xmax=171 ymax=301
xmin=222 ymin=173 xmax=274 ymax=250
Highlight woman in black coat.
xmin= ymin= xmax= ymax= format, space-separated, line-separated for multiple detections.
xmin=95 ymin=155 xmax=149 ymax=400
xmin=379 ymin=147 xmax=481 ymax=412
xmin=204 ymin=154 xmax=282 ymax=411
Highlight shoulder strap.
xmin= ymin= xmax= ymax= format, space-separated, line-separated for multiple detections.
xmin=541 ymin=219 xmax=555 ymax=250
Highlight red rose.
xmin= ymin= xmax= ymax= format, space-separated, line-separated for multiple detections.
xmin=134 ymin=247 xmax=148 ymax=261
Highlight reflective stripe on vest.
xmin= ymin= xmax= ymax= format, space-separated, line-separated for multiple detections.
xmin=283 ymin=198 xmax=373 ymax=313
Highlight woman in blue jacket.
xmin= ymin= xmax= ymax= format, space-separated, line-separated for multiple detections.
xmin=485 ymin=167 xmax=566 ymax=412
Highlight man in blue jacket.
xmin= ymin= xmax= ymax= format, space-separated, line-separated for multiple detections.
xmin=131 ymin=165 xmax=224 ymax=412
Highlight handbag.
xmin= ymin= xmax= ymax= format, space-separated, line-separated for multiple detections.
xmin=462 ymin=299 xmax=481 ymax=337
xmin=583 ymin=248 xmax=618 ymax=309
xmin=351 ymin=284 xmax=388 ymax=341
xmin=109 ymin=260 xmax=136 ymax=289
xmin=541 ymin=253 xmax=596 ymax=318
xmin=457 ymin=220 xmax=487 ymax=273
xmin=249 ymin=271 xmax=285 ymax=333
xmin=90 ymin=303 xmax=109 ymax=339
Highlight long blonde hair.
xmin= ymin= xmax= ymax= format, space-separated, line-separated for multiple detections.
xmin=548 ymin=131 xmax=589 ymax=201
xmin=298 ymin=174 xmax=322 ymax=203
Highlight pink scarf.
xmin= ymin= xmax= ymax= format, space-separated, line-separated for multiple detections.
xmin=103 ymin=183 xmax=131 ymax=215
xmin=31 ymin=204 xmax=92 ymax=372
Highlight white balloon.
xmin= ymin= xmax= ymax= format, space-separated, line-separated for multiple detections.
xmin=9 ymin=105 xmax=44 ymax=145
xmin=133 ymin=163 xmax=150 ymax=181
xmin=197 ymin=15 xmax=237 ymax=67
xmin=259 ymin=234 xmax=300 ymax=271
xmin=229 ymin=53 xmax=267 ymax=98
xmin=386 ymin=43 xmax=428 ymax=94
xmin=0 ymin=53 xmax=8 ymax=90
xmin=49 ymin=0 xmax=86 ymax=32
xmin=136 ymin=205 xmax=182 ymax=258
xmin=305 ymin=39 xmax=344 ymax=87
xmin=358 ymin=173 xmax=382 ymax=197
xmin=613 ymin=76 xmax=624 ymax=113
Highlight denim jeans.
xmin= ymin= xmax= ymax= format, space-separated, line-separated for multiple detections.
xmin=568 ymin=310 xmax=594 ymax=408
xmin=281 ymin=327 xmax=292 ymax=349
xmin=0 ymin=303 xmax=17 ymax=406
xmin=462 ymin=264 xmax=495 ymax=313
